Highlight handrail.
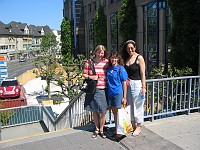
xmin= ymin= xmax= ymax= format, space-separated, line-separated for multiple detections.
xmin=1 ymin=75 xmax=200 ymax=132
xmin=41 ymin=90 xmax=93 ymax=131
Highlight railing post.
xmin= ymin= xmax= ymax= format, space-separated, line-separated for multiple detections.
xmin=69 ymin=108 xmax=73 ymax=128
xmin=187 ymin=78 xmax=192 ymax=114
xmin=0 ymin=122 xmax=1 ymax=140
xmin=151 ymin=82 xmax=155 ymax=121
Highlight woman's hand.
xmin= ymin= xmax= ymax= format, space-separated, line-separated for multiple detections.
xmin=89 ymin=75 xmax=98 ymax=80
xmin=141 ymin=88 xmax=146 ymax=95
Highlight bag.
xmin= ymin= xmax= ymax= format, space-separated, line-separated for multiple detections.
xmin=80 ymin=79 xmax=97 ymax=94
xmin=117 ymin=105 xmax=133 ymax=135
xmin=80 ymin=59 xmax=97 ymax=94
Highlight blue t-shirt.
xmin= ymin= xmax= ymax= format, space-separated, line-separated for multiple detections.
xmin=107 ymin=65 xmax=128 ymax=96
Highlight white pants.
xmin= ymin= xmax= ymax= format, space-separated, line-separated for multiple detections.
xmin=127 ymin=80 xmax=145 ymax=124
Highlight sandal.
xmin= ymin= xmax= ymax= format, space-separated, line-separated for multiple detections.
xmin=91 ymin=130 xmax=99 ymax=138
xmin=132 ymin=129 xmax=141 ymax=136
xmin=99 ymin=131 xmax=106 ymax=139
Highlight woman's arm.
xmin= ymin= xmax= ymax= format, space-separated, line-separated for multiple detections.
xmin=138 ymin=56 xmax=146 ymax=95
xmin=122 ymin=80 xmax=127 ymax=105
xmin=82 ymin=60 xmax=98 ymax=80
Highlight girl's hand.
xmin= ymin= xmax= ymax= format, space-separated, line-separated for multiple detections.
xmin=122 ymin=98 xmax=127 ymax=106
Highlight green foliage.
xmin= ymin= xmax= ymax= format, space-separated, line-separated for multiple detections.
xmin=33 ymin=53 xmax=86 ymax=101
xmin=150 ymin=63 xmax=165 ymax=77
xmin=150 ymin=63 xmax=193 ymax=78
xmin=168 ymin=0 xmax=200 ymax=75
xmin=53 ymin=100 xmax=61 ymax=105
xmin=33 ymin=54 xmax=59 ymax=99
xmin=0 ymin=104 xmax=15 ymax=126
xmin=118 ymin=0 xmax=138 ymax=44
xmin=56 ymin=54 xmax=86 ymax=101
xmin=41 ymin=32 xmax=58 ymax=55
xmin=61 ymin=18 xmax=72 ymax=59
xmin=94 ymin=6 xmax=107 ymax=46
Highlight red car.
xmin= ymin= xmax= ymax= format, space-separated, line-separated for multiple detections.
xmin=0 ymin=78 xmax=21 ymax=99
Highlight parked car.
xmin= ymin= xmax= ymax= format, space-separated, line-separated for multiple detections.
xmin=19 ymin=58 xmax=26 ymax=62
xmin=0 ymin=77 xmax=21 ymax=99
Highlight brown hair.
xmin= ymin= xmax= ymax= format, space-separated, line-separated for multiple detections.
xmin=108 ymin=51 xmax=124 ymax=67
xmin=121 ymin=40 xmax=140 ymax=62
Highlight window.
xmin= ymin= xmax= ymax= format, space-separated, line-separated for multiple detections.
xmin=88 ymin=3 xmax=91 ymax=12
xmin=76 ymin=8 xmax=81 ymax=14
xmin=109 ymin=0 xmax=114 ymax=4
xmin=93 ymin=1 xmax=96 ymax=11
xmin=88 ymin=19 xmax=94 ymax=52
xmin=102 ymin=0 xmax=106 ymax=6
xmin=110 ymin=13 xmax=118 ymax=51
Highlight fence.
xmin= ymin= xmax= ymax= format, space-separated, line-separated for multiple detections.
xmin=0 ymin=76 xmax=200 ymax=132
xmin=144 ymin=76 xmax=200 ymax=121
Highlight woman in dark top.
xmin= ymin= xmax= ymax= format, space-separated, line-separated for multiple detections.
xmin=121 ymin=40 xmax=146 ymax=136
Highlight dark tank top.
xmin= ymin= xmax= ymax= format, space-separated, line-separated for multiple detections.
xmin=125 ymin=55 xmax=141 ymax=80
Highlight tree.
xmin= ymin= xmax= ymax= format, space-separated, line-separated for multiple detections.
xmin=40 ymin=32 xmax=58 ymax=55
xmin=34 ymin=32 xmax=59 ymax=99
xmin=56 ymin=54 xmax=86 ymax=101
xmin=61 ymin=18 xmax=72 ymax=59
xmin=94 ymin=6 xmax=107 ymax=47
xmin=168 ymin=0 xmax=200 ymax=75
xmin=118 ymin=0 xmax=137 ymax=45
xmin=33 ymin=55 xmax=59 ymax=99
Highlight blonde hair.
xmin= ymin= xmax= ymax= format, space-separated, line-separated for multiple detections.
xmin=93 ymin=45 xmax=108 ymax=58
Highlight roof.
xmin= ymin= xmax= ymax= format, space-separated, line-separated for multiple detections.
xmin=7 ymin=21 xmax=24 ymax=35
xmin=0 ymin=21 xmax=52 ymax=37
xmin=29 ymin=25 xmax=43 ymax=37
xmin=0 ymin=21 xmax=9 ymax=35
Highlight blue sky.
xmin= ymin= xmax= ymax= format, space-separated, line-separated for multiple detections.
xmin=0 ymin=0 xmax=63 ymax=30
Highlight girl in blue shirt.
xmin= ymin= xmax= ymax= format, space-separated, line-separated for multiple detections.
xmin=107 ymin=51 xmax=128 ymax=137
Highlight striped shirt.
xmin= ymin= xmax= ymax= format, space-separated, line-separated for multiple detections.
xmin=83 ymin=59 xmax=109 ymax=89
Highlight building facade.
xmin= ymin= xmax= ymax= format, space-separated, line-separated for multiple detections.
xmin=64 ymin=0 xmax=171 ymax=75
xmin=0 ymin=21 xmax=56 ymax=60
xmin=63 ymin=0 xmax=85 ymax=57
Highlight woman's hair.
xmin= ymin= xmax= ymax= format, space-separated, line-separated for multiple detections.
xmin=108 ymin=51 xmax=124 ymax=67
xmin=121 ymin=40 xmax=140 ymax=62
xmin=93 ymin=45 xmax=108 ymax=58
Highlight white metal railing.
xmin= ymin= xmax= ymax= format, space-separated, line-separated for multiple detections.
xmin=145 ymin=76 xmax=200 ymax=121
xmin=1 ymin=76 xmax=200 ymax=132
xmin=0 ymin=104 xmax=42 ymax=128
xmin=42 ymin=91 xmax=92 ymax=131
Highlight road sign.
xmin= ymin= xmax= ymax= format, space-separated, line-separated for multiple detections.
xmin=0 ymin=55 xmax=8 ymax=80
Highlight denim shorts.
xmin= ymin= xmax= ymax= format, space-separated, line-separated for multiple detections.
xmin=107 ymin=92 xmax=123 ymax=108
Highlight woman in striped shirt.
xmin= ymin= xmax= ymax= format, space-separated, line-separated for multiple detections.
xmin=83 ymin=45 xmax=109 ymax=139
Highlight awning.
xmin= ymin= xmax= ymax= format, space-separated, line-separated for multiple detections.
xmin=23 ymin=37 xmax=32 ymax=40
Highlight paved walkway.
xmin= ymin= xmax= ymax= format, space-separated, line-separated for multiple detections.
xmin=0 ymin=112 xmax=200 ymax=150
